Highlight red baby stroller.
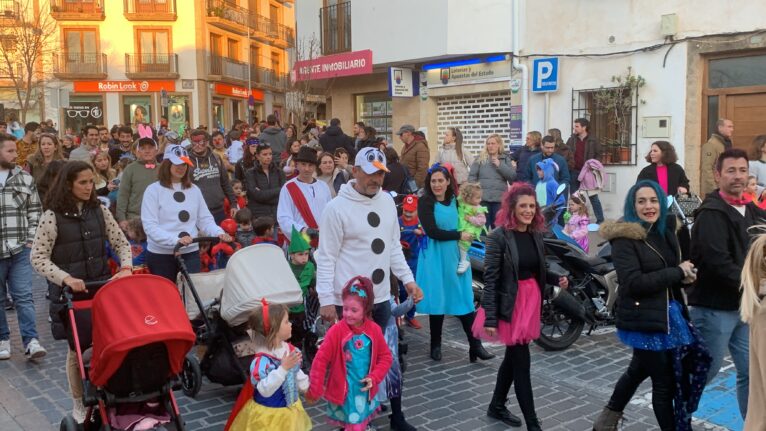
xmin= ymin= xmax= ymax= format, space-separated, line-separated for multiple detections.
xmin=59 ymin=274 xmax=195 ymax=431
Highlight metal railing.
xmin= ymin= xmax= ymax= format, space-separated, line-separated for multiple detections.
xmin=0 ymin=0 xmax=20 ymax=19
xmin=125 ymin=53 xmax=178 ymax=75
xmin=50 ymin=0 xmax=103 ymax=15
xmin=252 ymin=66 xmax=289 ymax=90
xmin=207 ymin=0 xmax=295 ymax=47
xmin=320 ymin=1 xmax=350 ymax=55
xmin=123 ymin=0 xmax=176 ymax=15
xmin=53 ymin=53 xmax=107 ymax=76
xmin=209 ymin=55 xmax=249 ymax=82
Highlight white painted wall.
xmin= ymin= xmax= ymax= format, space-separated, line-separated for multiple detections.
xmin=295 ymin=0 xmax=322 ymax=46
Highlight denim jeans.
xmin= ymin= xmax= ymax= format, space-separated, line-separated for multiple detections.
xmin=0 ymin=247 xmax=39 ymax=346
xmin=589 ymin=194 xmax=605 ymax=223
xmin=146 ymin=250 xmax=201 ymax=283
xmin=482 ymin=201 xmax=502 ymax=229
xmin=689 ymin=306 xmax=749 ymax=418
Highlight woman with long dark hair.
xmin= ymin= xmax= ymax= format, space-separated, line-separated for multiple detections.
xmin=472 ymin=182 xmax=567 ymax=431
xmin=30 ymin=161 xmax=133 ymax=423
xmin=415 ymin=163 xmax=494 ymax=363
xmin=234 ymin=137 xmax=259 ymax=184
xmin=593 ymin=180 xmax=703 ymax=431
xmin=141 ymin=144 xmax=230 ymax=281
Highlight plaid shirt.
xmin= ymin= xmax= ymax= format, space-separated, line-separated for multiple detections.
xmin=0 ymin=166 xmax=41 ymax=258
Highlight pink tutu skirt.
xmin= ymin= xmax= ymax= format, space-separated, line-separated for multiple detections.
xmin=472 ymin=278 xmax=541 ymax=346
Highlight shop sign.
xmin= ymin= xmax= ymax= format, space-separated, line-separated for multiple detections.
xmin=64 ymin=103 xmax=103 ymax=121
xmin=426 ymin=60 xmax=512 ymax=89
xmin=73 ymin=80 xmax=176 ymax=93
xmin=293 ymin=49 xmax=373 ymax=82
xmin=214 ymin=83 xmax=264 ymax=101
xmin=509 ymin=105 xmax=523 ymax=143
xmin=388 ymin=67 xmax=419 ymax=98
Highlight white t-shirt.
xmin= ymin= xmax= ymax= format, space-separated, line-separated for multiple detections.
xmin=0 ymin=168 xmax=9 ymax=187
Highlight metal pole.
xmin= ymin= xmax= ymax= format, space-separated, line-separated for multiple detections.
xmin=247 ymin=20 xmax=253 ymax=125
xmin=544 ymin=92 xmax=550 ymax=132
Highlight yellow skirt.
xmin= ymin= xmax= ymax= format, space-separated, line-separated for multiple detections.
xmin=229 ymin=399 xmax=312 ymax=431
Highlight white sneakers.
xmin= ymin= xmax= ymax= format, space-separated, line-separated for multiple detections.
xmin=24 ymin=338 xmax=47 ymax=360
xmin=72 ymin=398 xmax=87 ymax=423
xmin=0 ymin=340 xmax=10 ymax=360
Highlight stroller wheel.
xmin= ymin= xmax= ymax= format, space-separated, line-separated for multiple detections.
xmin=59 ymin=415 xmax=81 ymax=431
xmin=181 ymin=353 xmax=202 ymax=398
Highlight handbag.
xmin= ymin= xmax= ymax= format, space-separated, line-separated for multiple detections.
xmin=671 ymin=193 xmax=702 ymax=221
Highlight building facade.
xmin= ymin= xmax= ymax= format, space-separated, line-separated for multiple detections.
xmin=42 ymin=0 xmax=294 ymax=134
xmin=295 ymin=0 xmax=766 ymax=218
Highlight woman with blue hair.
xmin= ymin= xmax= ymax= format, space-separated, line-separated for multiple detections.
xmin=593 ymin=180 xmax=705 ymax=431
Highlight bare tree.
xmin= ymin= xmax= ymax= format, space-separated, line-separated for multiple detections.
xmin=287 ymin=34 xmax=336 ymax=127
xmin=0 ymin=0 xmax=57 ymax=123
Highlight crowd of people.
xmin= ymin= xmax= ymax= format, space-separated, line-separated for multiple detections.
xmin=1 ymin=113 xmax=766 ymax=430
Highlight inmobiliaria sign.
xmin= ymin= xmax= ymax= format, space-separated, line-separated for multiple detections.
xmin=73 ymin=80 xmax=177 ymax=93
xmin=293 ymin=49 xmax=373 ymax=82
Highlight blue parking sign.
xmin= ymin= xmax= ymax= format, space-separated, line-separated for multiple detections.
xmin=532 ymin=57 xmax=559 ymax=92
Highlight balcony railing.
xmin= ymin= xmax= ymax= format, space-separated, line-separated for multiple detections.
xmin=125 ymin=53 xmax=179 ymax=78
xmin=0 ymin=0 xmax=20 ymax=22
xmin=209 ymin=55 xmax=249 ymax=83
xmin=123 ymin=0 xmax=176 ymax=21
xmin=320 ymin=1 xmax=350 ymax=55
xmin=252 ymin=66 xmax=289 ymax=90
xmin=50 ymin=0 xmax=104 ymax=20
xmin=53 ymin=53 xmax=108 ymax=78
xmin=207 ymin=0 xmax=295 ymax=47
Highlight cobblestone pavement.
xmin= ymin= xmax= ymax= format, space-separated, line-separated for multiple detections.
xmin=0 ymin=274 xmax=739 ymax=430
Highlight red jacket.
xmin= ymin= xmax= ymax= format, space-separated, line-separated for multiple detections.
xmin=306 ymin=319 xmax=392 ymax=405
xmin=224 ymin=195 xmax=247 ymax=215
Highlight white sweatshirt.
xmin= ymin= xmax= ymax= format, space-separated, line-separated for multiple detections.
xmin=141 ymin=181 xmax=224 ymax=254
xmin=276 ymin=177 xmax=332 ymax=235
xmin=315 ymin=181 xmax=415 ymax=306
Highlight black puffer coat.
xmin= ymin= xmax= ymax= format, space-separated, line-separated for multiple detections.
xmin=245 ymin=160 xmax=286 ymax=219
xmin=600 ymin=217 xmax=688 ymax=333
xmin=480 ymin=227 xmax=557 ymax=328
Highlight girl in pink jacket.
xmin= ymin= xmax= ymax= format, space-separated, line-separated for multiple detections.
xmin=306 ymin=276 xmax=393 ymax=430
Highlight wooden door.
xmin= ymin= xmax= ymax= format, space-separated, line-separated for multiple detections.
xmin=725 ymin=93 xmax=766 ymax=151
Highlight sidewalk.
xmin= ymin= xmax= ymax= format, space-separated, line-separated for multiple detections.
xmin=0 ymin=372 xmax=54 ymax=431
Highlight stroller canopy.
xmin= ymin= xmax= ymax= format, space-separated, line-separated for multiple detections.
xmin=221 ymin=244 xmax=304 ymax=327
xmin=89 ymin=275 xmax=195 ymax=387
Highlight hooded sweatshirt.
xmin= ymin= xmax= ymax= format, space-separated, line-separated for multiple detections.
xmin=189 ymin=148 xmax=237 ymax=213
xmin=535 ymin=158 xmax=560 ymax=206
xmin=315 ymin=180 xmax=415 ymax=306
xmin=258 ymin=126 xmax=287 ymax=155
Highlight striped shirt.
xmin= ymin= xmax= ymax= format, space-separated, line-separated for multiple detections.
xmin=0 ymin=166 xmax=41 ymax=258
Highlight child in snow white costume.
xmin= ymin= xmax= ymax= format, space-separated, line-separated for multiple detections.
xmin=306 ymin=276 xmax=393 ymax=430
xmin=225 ymin=300 xmax=312 ymax=431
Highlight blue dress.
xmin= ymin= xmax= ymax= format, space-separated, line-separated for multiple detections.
xmin=416 ymin=198 xmax=474 ymax=316
xmin=326 ymin=334 xmax=379 ymax=429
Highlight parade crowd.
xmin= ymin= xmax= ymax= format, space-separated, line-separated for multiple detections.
xmin=1 ymin=114 xmax=766 ymax=430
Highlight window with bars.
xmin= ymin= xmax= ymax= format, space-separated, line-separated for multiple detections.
xmin=571 ymin=86 xmax=639 ymax=165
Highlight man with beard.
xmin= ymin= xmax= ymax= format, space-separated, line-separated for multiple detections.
xmin=188 ymin=129 xmax=238 ymax=223
xmin=690 ymin=148 xmax=766 ymax=419
xmin=97 ymin=126 xmax=111 ymax=153
xmin=0 ymin=133 xmax=46 ymax=360
xmin=315 ymin=147 xmax=423 ymax=431
xmin=69 ymin=125 xmax=100 ymax=162
xmin=109 ymin=126 xmax=136 ymax=166
xmin=15 ymin=121 xmax=40 ymax=167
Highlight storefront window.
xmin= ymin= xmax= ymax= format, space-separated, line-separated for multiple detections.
xmin=165 ymin=95 xmax=189 ymax=133
xmin=123 ymin=95 xmax=152 ymax=127
xmin=212 ymin=101 xmax=224 ymax=131
xmin=355 ymin=93 xmax=392 ymax=144
xmin=231 ymin=100 xmax=241 ymax=126
xmin=64 ymin=96 xmax=104 ymax=135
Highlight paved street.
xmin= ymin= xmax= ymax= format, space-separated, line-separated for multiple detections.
xmin=0 ymin=273 xmax=741 ymax=430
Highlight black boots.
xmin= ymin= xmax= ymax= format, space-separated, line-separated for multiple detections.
xmin=390 ymin=413 xmax=417 ymax=431
xmin=486 ymin=401 xmax=522 ymax=427
xmin=525 ymin=415 xmax=542 ymax=431
xmin=469 ymin=339 xmax=495 ymax=362
xmin=430 ymin=344 xmax=442 ymax=361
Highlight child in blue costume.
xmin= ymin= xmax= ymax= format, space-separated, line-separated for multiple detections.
xmin=456 ymin=182 xmax=488 ymax=274
xmin=399 ymin=194 xmax=424 ymax=327
xmin=534 ymin=158 xmax=561 ymax=207
xmin=306 ymin=276 xmax=393 ymax=431
xmin=226 ymin=301 xmax=312 ymax=431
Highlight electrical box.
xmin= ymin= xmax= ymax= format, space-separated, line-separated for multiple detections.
xmin=661 ymin=14 xmax=678 ymax=37
xmin=642 ymin=116 xmax=671 ymax=138
xmin=602 ymin=172 xmax=617 ymax=193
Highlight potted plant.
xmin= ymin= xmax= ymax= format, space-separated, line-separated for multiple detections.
xmin=594 ymin=68 xmax=645 ymax=164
